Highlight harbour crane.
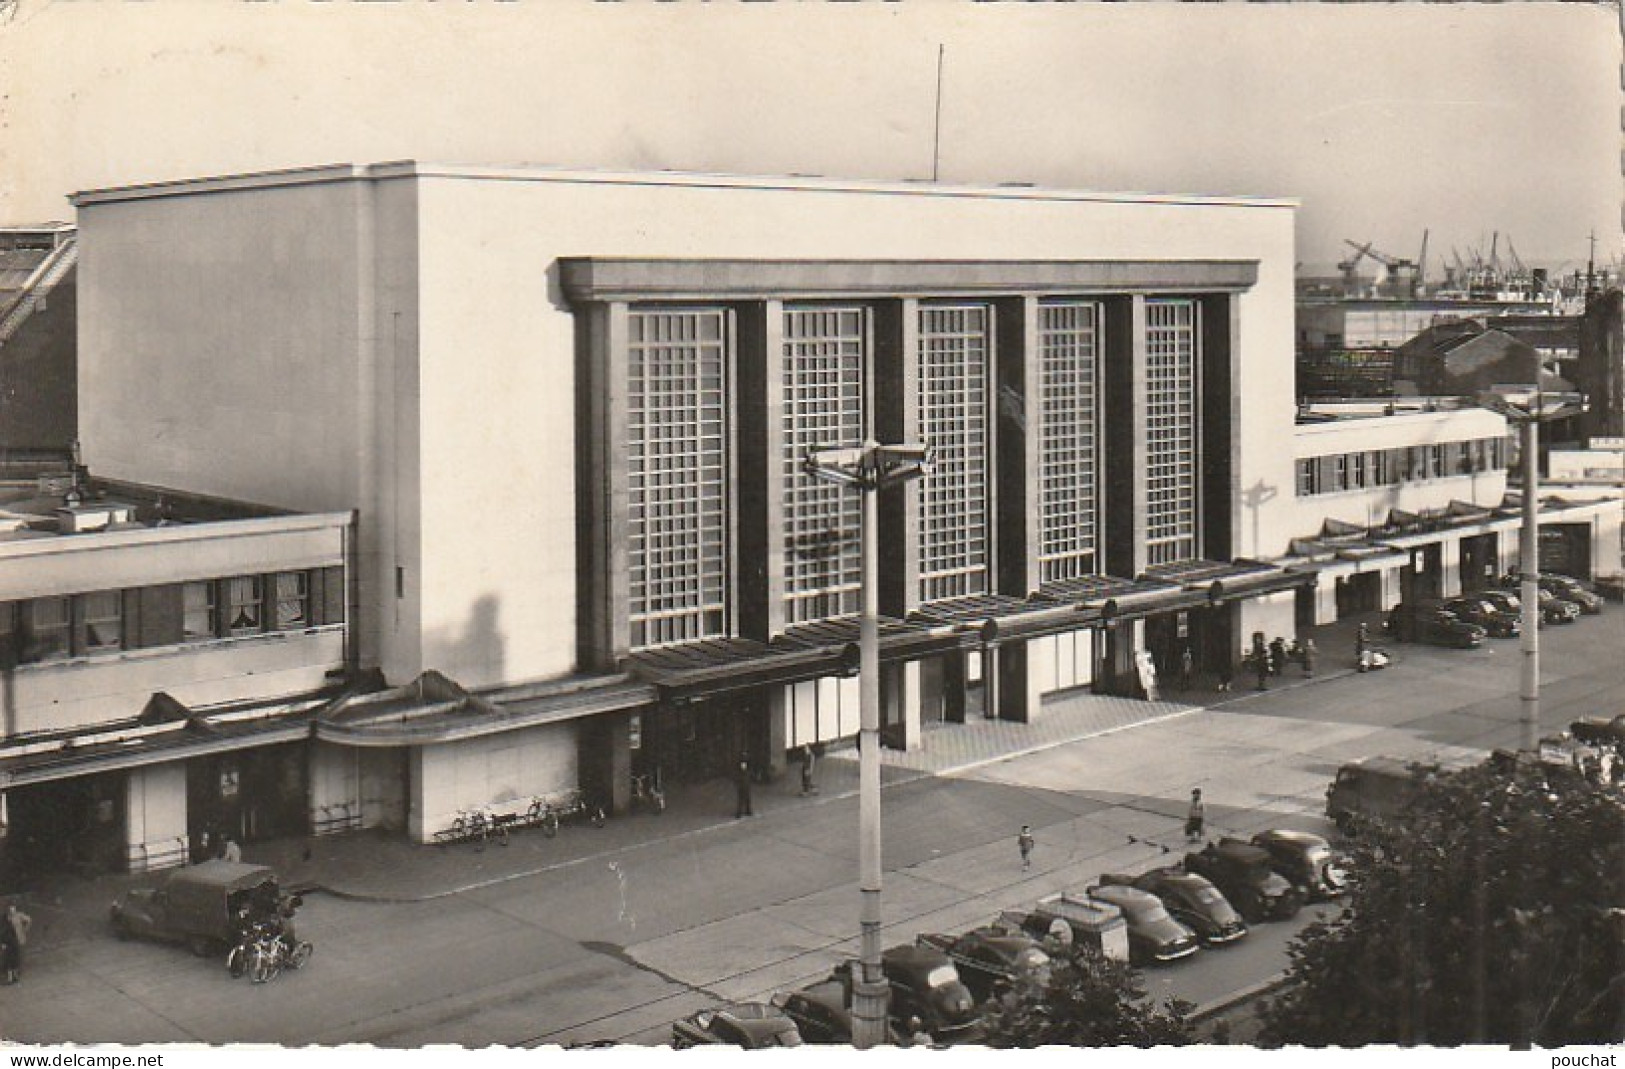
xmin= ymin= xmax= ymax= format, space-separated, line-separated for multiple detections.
xmin=1338 ymin=240 xmax=1375 ymax=295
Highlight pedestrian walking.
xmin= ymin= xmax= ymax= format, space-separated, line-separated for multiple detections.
xmin=1017 ymin=825 xmax=1035 ymax=870
xmin=1 ymin=899 xmax=31 ymax=984
xmin=1179 ymin=645 xmax=1194 ymax=690
xmin=220 ymin=835 xmax=243 ymax=863
xmin=1184 ymin=789 xmax=1206 ymax=842
xmin=1216 ymin=656 xmax=1233 ymax=693
xmin=1268 ymin=636 xmax=1287 ymax=677
xmin=734 ymin=752 xmax=754 ymax=818
xmin=799 ymin=744 xmax=818 ymax=796
xmin=1355 ymin=622 xmax=1369 ymax=663
xmin=1301 ymin=638 xmax=1317 ymax=678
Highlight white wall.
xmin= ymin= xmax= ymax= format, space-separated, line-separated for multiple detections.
xmin=410 ymin=721 xmax=579 ymax=843
xmin=78 ymin=165 xmax=1300 ymax=692
xmin=8 ymin=629 xmax=344 ymax=736
xmin=125 ymin=763 xmax=188 ymax=872
xmin=1275 ymin=407 xmax=1511 ymax=555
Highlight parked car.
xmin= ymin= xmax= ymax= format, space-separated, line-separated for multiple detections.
xmin=1100 ymin=867 xmax=1247 ymax=946
xmin=1325 ymin=755 xmax=1437 ymax=833
xmin=1385 ymin=603 xmax=1486 ymax=648
xmin=1250 ymin=829 xmax=1348 ymax=901
xmin=1569 ymin=714 xmax=1625 ymax=747
xmin=109 ymin=860 xmax=292 ymax=958
xmin=1442 ymin=596 xmax=1520 ymax=638
xmin=1593 ymin=575 xmax=1625 ymax=603
xmin=1540 ymin=574 xmax=1604 ymax=615
xmin=1000 ymin=894 xmax=1131 ymax=962
xmin=771 ymin=980 xmax=916 ymax=1046
xmin=1489 ymin=582 xmax=1581 ymax=624
xmin=671 ymin=1002 xmax=803 ymax=1049
xmin=916 ymin=928 xmax=1051 ymax=1004
xmin=834 ymin=945 xmax=983 ymax=1044
xmin=1084 ymin=883 xmax=1200 ymax=964
xmin=1182 ymin=840 xmax=1303 ymax=923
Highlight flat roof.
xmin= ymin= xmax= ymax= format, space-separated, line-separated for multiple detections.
xmin=72 ymin=161 xmax=1299 ymax=211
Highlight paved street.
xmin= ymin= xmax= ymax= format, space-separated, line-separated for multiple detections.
xmin=2 ymin=608 xmax=1619 ymax=1047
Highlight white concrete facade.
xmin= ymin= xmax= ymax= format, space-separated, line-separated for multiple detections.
xmin=75 ymin=163 xmax=1303 ymax=693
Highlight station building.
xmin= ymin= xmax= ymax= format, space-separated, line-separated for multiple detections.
xmin=53 ymin=162 xmax=1318 ymax=851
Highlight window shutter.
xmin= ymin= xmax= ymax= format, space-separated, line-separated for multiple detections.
xmin=320 ymin=566 xmax=346 ymax=626
xmin=140 ymin=585 xmax=185 ymax=648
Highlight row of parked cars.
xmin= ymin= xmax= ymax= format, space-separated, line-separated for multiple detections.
xmin=669 ymin=828 xmax=1347 ymax=1048
xmin=1386 ymin=572 xmax=1605 ymax=649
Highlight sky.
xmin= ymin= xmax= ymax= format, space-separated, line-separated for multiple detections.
xmin=0 ymin=0 xmax=1619 ymax=271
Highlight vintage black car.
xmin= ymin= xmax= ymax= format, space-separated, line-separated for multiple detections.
xmin=670 ymin=1003 xmax=803 ymax=1049
xmin=1485 ymin=585 xmax=1579 ymax=625
xmin=1541 ymin=574 xmax=1604 ymax=615
xmin=916 ymin=928 xmax=1051 ymax=1004
xmin=1250 ymin=829 xmax=1348 ymax=900
xmin=771 ymin=980 xmax=918 ymax=1046
xmin=1442 ymin=596 xmax=1520 ymax=638
xmin=1385 ymin=603 xmax=1486 ymax=648
xmin=835 ymin=945 xmax=982 ymax=1044
xmin=1183 ymin=840 xmax=1303 ymax=923
xmin=1101 ymin=867 xmax=1247 ymax=946
xmin=110 ymin=860 xmax=293 ymax=958
xmin=1084 ymin=883 xmax=1200 ymax=964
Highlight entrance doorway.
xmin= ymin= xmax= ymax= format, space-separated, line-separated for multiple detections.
xmin=187 ymin=744 xmax=308 ymax=860
xmin=1460 ymin=533 xmax=1499 ymax=593
xmin=2 ymin=772 xmax=127 ymax=883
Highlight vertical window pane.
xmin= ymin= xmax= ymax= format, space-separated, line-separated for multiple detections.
xmin=1038 ymin=301 xmax=1100 ymax=583
xmin=783 ymin=305 xmax=865 ymax=624
xmin=183 ymin=582 xmax=215 ymax=641
xmin=628 ymin=308 xmax=731 ymax=649
xmin=227 ymin=576 xmax=262 ymax=636
xmin=27 ymin=597 xmax=71 ymax=662
xmin=275 ymin=572 xmax=309 ymax=630
xmin=918 ymin=304 xmax=990 ymax=602
xmin=83 ymin=591 xmax=123 ymax=652
xmin=1144 ymin=299 xmax=1199 ymax=565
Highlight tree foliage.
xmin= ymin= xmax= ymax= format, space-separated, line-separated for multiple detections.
xmin=979 ymin=944 xmax=1195 ymax=1048
xmin=1261 ymin=753 xmax=1625 ymax=1046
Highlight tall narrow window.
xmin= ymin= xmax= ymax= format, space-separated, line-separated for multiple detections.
xmin=1144 ymin=299 xmax=1199 ymax=564
xmin=274 ymin=572 xmax=310 ymax=631
xmin=917 ymin=303 xmax=991 ymax=602
xmin=627 ymin=307 xmax=731 ymax=649
xmin=782 ymin=305 xmax=866 ymax=624
xmin=27 ymin=597 xmax=71 ymax=662
xmin=1038 ymin=301 xmax=1100 ymax=582
xmin=183 ymin=582 xmax=216 ymax=641
xmin=227 ymin=576 xmax=263 ymax=636
xmin=82 ymin=591 xmax=124 ymax=652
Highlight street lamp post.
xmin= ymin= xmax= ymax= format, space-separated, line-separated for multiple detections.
xmin=1478 ymin=386 xmax=1586 ymax=752
xmin=804 ymin=440 xmax=932 ymax=1050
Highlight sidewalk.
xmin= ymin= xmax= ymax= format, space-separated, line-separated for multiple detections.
xmin=12 ymin=610 xmax=1384 ymax=950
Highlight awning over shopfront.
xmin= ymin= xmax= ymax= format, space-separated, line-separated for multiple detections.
xmin=314 ymin=670 xmax=658 ymax=746
xmin=1141 ymin=558 xmax=1314 ymax=603
xmin=0 ymin=695 xmax=323 ymax=788
xmin=774 ymin=614 xmax=966 ymax=664
xmin=909 ymin=593 xmax=1099 ymax=645
xmin=623 ymin=638 xmax=846 ymax=701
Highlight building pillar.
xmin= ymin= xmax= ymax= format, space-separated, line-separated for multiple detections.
xmin=1440 ymin=538 xmax=1463 ymax=597
xmin=883 ymin=661 xmax=922 ymax=750
xmin=1103 ymin=296 xmax=1149 ymax=578
xmin=995 ymin=640 xmax=1044 ymax=723
xmin=766 ymin=686 xmax=790 ymax=775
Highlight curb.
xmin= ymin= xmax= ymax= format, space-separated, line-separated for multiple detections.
xmin=1189 ymin=971 xmax=1292 ymax=1022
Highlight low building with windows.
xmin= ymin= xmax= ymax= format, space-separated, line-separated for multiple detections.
xmin=70 ymin=162 xmax=1319 ymax=846
xmin=1283 ymin=398 xmax=1621 ymax=623
xmin=0 ymin=471 xmax=350 ymax=879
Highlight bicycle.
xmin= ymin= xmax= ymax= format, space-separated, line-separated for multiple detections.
xmin=631 ymin=770 xmax=666 ymax=815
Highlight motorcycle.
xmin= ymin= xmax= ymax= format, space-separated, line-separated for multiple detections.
xmin=1356 ymin=647 xmax=1391 ymax=673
